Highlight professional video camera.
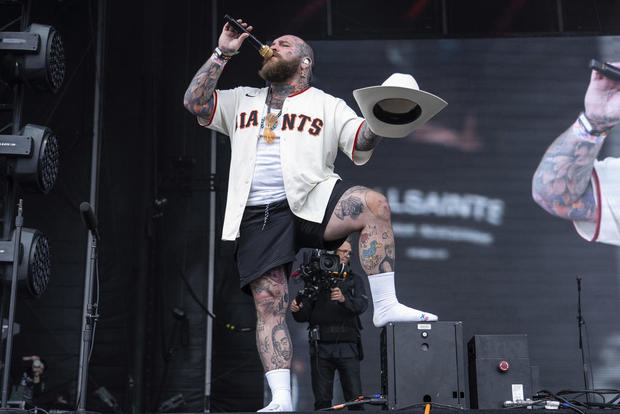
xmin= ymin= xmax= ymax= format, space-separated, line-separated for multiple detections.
xmin=293 ymin=249 xmax=346 ymax=302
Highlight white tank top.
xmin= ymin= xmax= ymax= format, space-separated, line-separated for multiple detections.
xmin=246 ymin=105 xmax=287 ymax=206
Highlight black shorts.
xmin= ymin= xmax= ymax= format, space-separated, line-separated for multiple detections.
xmin=236 ymin=180 xmax=353 ymax=295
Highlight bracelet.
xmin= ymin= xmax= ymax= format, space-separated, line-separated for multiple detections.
xmin=573 ymin=113 xmax=609 ymax=144
xmin=213 ymin=47 xmax=234 ymax=61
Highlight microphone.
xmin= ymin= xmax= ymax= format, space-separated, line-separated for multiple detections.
xmin=577 ymin=275 xmax=582 ymax=292
xmin=224 ymin=15 xmax=273 ymax=59
xmin=80 ymin=202 xmax=100 ymax=240
xmin=590 ymin=59 xmax=620 ymax=82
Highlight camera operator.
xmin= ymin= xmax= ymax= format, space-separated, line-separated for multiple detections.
xmin=290 ymin=240 xmax=368 ymax=410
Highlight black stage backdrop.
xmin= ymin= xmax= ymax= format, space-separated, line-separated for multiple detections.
xmin=285 ymin=36 xmax=620 ymax=410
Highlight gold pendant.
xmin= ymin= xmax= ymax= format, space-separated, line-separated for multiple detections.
xmin=263 ymin=128 xmax=276 ymax=143
xmin=264 ymin=112 xmax=279 ymax=129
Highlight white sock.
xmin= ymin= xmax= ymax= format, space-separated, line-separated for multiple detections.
xmin=368 ymin=272 xmax=438 ymax=327
xmin=258 ymin=369 xmax=292 ymax=412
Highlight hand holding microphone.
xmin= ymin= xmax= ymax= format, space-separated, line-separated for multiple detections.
xmin=585 ymin=60 xmax=620 ymax=132
xmin=221 ymin=15 xmax=273 ymax=59
xmin=219 ymin=17 xmax=253 ymax=56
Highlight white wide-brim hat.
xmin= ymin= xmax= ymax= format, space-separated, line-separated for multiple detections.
xmin=353 ymin=73 xmax=448 ymax=138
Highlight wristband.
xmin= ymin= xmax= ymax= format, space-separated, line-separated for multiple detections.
xmin=213 ymin=47 xmax=234 ymax=61
xmin=574 ymin=112 xmax=609 ymax=144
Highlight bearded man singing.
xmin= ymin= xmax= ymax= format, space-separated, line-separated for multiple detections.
xmin=183 ymin=18 xmax=438 ymax=412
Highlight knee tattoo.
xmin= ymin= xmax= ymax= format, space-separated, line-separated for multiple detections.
xmin=252 ymin=272 xmax=289 ymax=318
xmin=366 ymin=190 xmax=391 ymax=221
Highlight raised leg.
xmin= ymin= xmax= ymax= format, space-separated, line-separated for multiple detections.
xmin=324 ymin=186 xmax=438 ymax=326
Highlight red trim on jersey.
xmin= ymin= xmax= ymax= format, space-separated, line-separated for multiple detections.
xmin=351 ymin=120 xmax=368 ymax=165
xmin=198 ymin=90 xmax=218 ymax=127
xmin=288 ymin=85 xmax=311 ymax=98
xmin=590 ymin=168 xmax=602 ymax=242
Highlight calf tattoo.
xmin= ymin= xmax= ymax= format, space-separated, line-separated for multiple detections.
xmin=271 ymin=322 xmax=292 ymax=365
xmin=379 ymin=241 xmax=395 ymax=272
xmin=251 ymin=267 xmax=292 ymax=370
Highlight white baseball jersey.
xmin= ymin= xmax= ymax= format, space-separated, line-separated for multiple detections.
xmin=574 ymin=157 xmax=620 ymax=246
xmin=198 ymin=85 xmax=371 ymax=241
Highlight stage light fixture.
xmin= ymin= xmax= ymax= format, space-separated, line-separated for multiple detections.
xmin=0 ymin=227 xmax=51 ymax=298
xmin=13 ymin=123 xmax=60 ymax=194
xmin=0 ymin=23 xmax=65 ymax=93
xmin=0 ymin=123 xmax=60 ymax=194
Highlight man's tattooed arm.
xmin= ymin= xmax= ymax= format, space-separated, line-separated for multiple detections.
xmin=532 ymin=125 xmax=602 ymax=222
xmin=355 ymin=122 xmax=383 ymax=151
xmin=183 ymin=55 xmax=228 ymax=118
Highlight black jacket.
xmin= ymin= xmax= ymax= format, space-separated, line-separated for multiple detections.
xmin=292 ymin=268 xmax=368 ymax=343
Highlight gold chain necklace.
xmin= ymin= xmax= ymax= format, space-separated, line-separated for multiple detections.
xmin=261 ymin=89 xmax=282 ymax=144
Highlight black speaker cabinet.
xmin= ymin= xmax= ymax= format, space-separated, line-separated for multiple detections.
xmin=381 ymin=321 xmax=467 ymax=410
xmin=468 ymin=334 xmax=532 ymax=408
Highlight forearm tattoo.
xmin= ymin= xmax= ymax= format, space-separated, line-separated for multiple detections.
xmin=532 ymin=125 xmax=602 ymax=221
xmin=355 ymin=122 xmax=383 ymax=151
xmin=183 ymin=55 xmax=227 ymax=118
xmin=251 ymin=267 xmax=292 ymax=371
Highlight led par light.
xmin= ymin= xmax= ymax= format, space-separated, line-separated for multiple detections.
xmin=0 ymin=227 xmax=51 ymax=298
xmin=13 ymin=123 xmax=60 ymax=194
xmin=0 ymin=23 xmax=65 ymax=93
xmin=0 ymin=123 xmax=60 ymax=193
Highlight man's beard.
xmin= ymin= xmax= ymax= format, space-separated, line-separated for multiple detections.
xmin=259 ymin=55 xmax=301 ymax=83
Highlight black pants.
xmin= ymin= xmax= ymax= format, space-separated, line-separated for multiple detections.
xmin=310 ymin=353 xmax=364 ymax=410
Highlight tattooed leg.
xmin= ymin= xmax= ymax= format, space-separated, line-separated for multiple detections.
xmin=251 ymin=266 xmax=293 ymax=412
xmin=324 ymin=186 xmax=394 ymax=275
xmin=324 ymin=186 xmax=438 ymax=326
xmin=360 ymin=191 xmax=395 ymax=275
xmin=250 ymin=266 xmax=292 ymax=372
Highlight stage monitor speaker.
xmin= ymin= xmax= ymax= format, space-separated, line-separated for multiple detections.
xmin=381 ymin=321 xmax=467 ymax=410
xmin=468 ymin=334 xmax=532 ymax=408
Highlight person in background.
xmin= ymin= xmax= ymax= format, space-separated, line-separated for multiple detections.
xmin=290 ymin=239 xmax=368 ymax=410
xmin=11 ymin=355 xmax=46 ymax=407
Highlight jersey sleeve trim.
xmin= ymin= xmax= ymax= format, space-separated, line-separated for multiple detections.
xmin=351 ymin=120 xmax=370 ymax=166
xmin=197 ymin=90 xmax=218 ymax=127
xmin=573 ymin=168 xmax=601 ymax=242
xmin=590 ymin=168 xmax=602 ymax=242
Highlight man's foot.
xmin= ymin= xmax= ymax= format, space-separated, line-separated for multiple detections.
xmin=373 ymin=302 xmax=438 ymax=327
xmin=368 ymin=272 xmax=438 ymax=327
xmin=258 ymin=399 xmax=292 ymax=412
xmin=259 ymin=369 xmax=292 ymax=412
